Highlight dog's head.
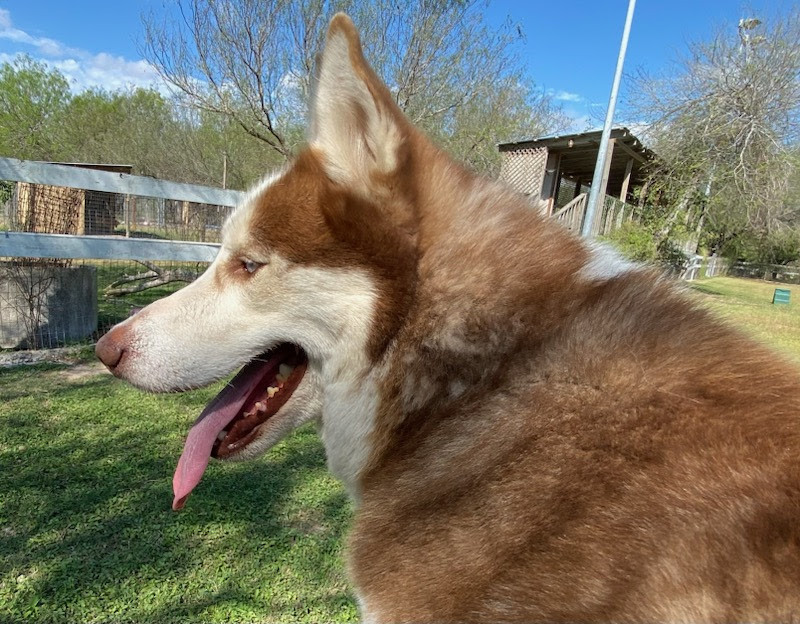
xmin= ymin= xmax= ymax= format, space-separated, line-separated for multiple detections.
xmin=96 ymin=15 xmax=421 ymax=508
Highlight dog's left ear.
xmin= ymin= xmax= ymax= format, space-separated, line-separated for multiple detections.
xmin=309 ymin=14 xmax=407 ymax=191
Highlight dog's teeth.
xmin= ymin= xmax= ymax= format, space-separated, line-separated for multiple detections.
xmin=217 ymin=431 xmax=226 ymax=441
xmin=267 ymin=386 xmax=279 ymax=398
xmin=254 ymin=401 xmax=265 ymax=412
xmin=279 ymin=364 xmax=294 ymax=378
xmin=275 ymin=374 xmax=285 ymax=383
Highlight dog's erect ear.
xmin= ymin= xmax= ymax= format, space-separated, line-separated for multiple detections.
xmin=309 ymin=14 xmax=406 ymax=190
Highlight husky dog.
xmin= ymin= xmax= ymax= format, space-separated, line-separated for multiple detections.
xmin=96 ymin=14 xmax=800 ymax=622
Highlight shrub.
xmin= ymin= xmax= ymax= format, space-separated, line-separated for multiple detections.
xmin=603 ymin=222 xmax=688 ymax=271
xmin=603 ymin=222 xmax=659 ymax=262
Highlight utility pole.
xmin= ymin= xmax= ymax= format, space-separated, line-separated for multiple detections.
xmin=581 ymin=0 xmax=637 ymax=238
xmin=222 ymin=151 xmax=228 ymax=190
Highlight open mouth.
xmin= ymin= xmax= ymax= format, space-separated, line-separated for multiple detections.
xmin=213 ymin=345 xmax=307 ymax=458
xmin=172 ymin=344 xmax=307 ymax=510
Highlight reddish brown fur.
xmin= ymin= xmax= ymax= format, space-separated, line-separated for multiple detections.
xmin=115 ymin=13 xmax=800 ymax=622
xmin=246 ymin=124 xmax=800 ymax=618
xmin=248 ymin=16 xmax=800 ymax=622
xmin=243 ymin=150 xmax=417 ymax=358
xmin=352 ymin=273 xmax=800 ymax=621
xmin=214 ymin=15 xmax=800 ymax=621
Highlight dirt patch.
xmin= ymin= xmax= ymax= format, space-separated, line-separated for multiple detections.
xmin=0 ymin=346 xmax=109 ymax=381
xmin=59 ymin=361 xmax=109 ymax=381
xmin=0 ymin=346 xmax=88 ymax=368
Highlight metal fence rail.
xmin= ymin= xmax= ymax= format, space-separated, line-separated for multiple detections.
xmin=2 ymin=231 xmax=219 ymax=263
xmin=0 ymin=157 xmax=243 ymax=207
xmin=1 ymin=158 xmax=233 ymax=350
xmin=0 ymin=157 xmax=244 ymax=243
xmin=1 ymin=233 xmax=218 ymax=350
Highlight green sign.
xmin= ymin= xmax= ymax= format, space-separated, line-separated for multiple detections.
xmin=773 ymin=288 xmax=791 ymax=305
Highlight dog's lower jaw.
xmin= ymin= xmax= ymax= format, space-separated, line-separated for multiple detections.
xmin=217 ymin=367 xmax=324 ymax=463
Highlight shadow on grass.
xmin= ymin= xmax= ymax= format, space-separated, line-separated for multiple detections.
xmin=687 ymin=281 xmax=725 ymax=296
xmin=0 ymin=372 xmax=355 ymax=623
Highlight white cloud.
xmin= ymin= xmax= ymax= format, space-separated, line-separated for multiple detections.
xmin=563 ymin=113 xmax=595 ymax=134
xmin=548 ymin=89 xmax=585 ymax=103
xmin=0 ymin=8 xmax=169 ymax=94
xmin=0 ymin=9 xmax=80 ymax=58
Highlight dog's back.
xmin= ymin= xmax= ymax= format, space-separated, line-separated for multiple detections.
xmin=350 ymin=252 xmax=800 ymax=621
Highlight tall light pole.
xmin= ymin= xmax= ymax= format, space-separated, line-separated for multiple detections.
xmin=738 ymin=17 xmax=763 ymax=63
xmin=581 ymin=0 xmax=637 ymax=238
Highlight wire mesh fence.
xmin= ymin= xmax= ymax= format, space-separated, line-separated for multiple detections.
xmin=2 ymin=177 xmax=233 ymax=242
xmin=554 ymin=178 xmax=590 ymax=210
xmin=0 ymin=257 xmax=209 ymax=350
xmin=0 ymin=159 xmax=239 ymax=352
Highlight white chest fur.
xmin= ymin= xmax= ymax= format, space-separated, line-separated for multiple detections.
xmin=320 ymin=363 xmax=380 ymax=501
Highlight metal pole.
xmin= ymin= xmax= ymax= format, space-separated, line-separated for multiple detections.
xmin=581 ymin=0 xmax=637 ymax=238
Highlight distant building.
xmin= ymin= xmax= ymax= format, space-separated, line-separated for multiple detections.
xmin=498 ymin=127 xmax=654 ymax=218
xmin=15 ymin=163 xmax=133 ymax=235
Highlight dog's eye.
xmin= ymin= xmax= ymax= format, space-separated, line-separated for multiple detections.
xmin=242 ymin=259 xmax=261 ymax=274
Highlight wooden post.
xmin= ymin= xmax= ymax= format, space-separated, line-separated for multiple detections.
xmin=541 ymin=152 xmax=561 ymax=216
xmin=124 ymin=194 xmax=131 ymax=238
xmin=551 ymin=154 xmax=563 ymax=214
xmin=598 ymin=138 xmax=616 ymax=199
xmin=615 ymin=199 xmax=626 ymax=229
xmin=77 ymin=191 xmax=86 ymax=236
xmin=593 ymin=139 xmax=616 ymax=235
xmin=130 ymin=196 xmax=137 ymax=234
xmin=573 ymin=177 xmax=582 ymax=200
xmin=619 ymin=157 xmax=633 ymax=202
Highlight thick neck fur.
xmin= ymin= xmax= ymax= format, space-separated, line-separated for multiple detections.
xmin=359 ymin=134 xmax=590 ymax=482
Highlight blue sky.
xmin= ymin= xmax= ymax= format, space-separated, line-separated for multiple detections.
xmin=0 ymin=0 xmax=785 ymax=133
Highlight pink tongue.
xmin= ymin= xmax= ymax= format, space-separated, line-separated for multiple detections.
xmin=172 ymin=357 xmax=276 ymax=510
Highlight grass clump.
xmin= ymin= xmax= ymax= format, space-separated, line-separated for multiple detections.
xmin=688 ymin=277 xmax=800 ymax=365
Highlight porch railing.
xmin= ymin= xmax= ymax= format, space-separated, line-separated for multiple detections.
xmin=551 ymin=192 xmax=632 ymax=236
xmin=552 ymin=193 xmax=587 ymax=232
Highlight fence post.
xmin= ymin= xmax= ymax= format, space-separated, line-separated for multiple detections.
xmin=124 ymin=194 xmax=131 ymax=238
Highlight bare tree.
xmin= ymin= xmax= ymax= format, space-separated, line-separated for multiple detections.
xmin=141 ymin=0 xmax=565 ymax=171
xmin=628 ymin=10 xmax=800 ymax=248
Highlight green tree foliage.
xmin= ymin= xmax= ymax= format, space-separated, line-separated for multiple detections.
xmin=0 ymin=57 xmax=279 ymax=189
xmin=0 ymin=55 xmax=71 ymax=161
xmin=0 ymin=3 xmax=564 ymax=185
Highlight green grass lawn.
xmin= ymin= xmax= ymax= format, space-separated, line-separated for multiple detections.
xmin=0 ymin=275 xmax=798 ymax=623
xmin=0 ymin=361 xmax=356 ymax=623
xmin=687 ymin=276 xmax=800 ymax=365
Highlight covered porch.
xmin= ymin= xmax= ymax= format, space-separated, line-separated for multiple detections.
xmin=498 ymin=127 xmax=654 ymax=235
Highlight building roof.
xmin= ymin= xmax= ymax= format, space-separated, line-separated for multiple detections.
xmin=498 ymin=127 xmax=655 ymax=200
xmin=498 ymin=127 xmax=653 ymax=158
